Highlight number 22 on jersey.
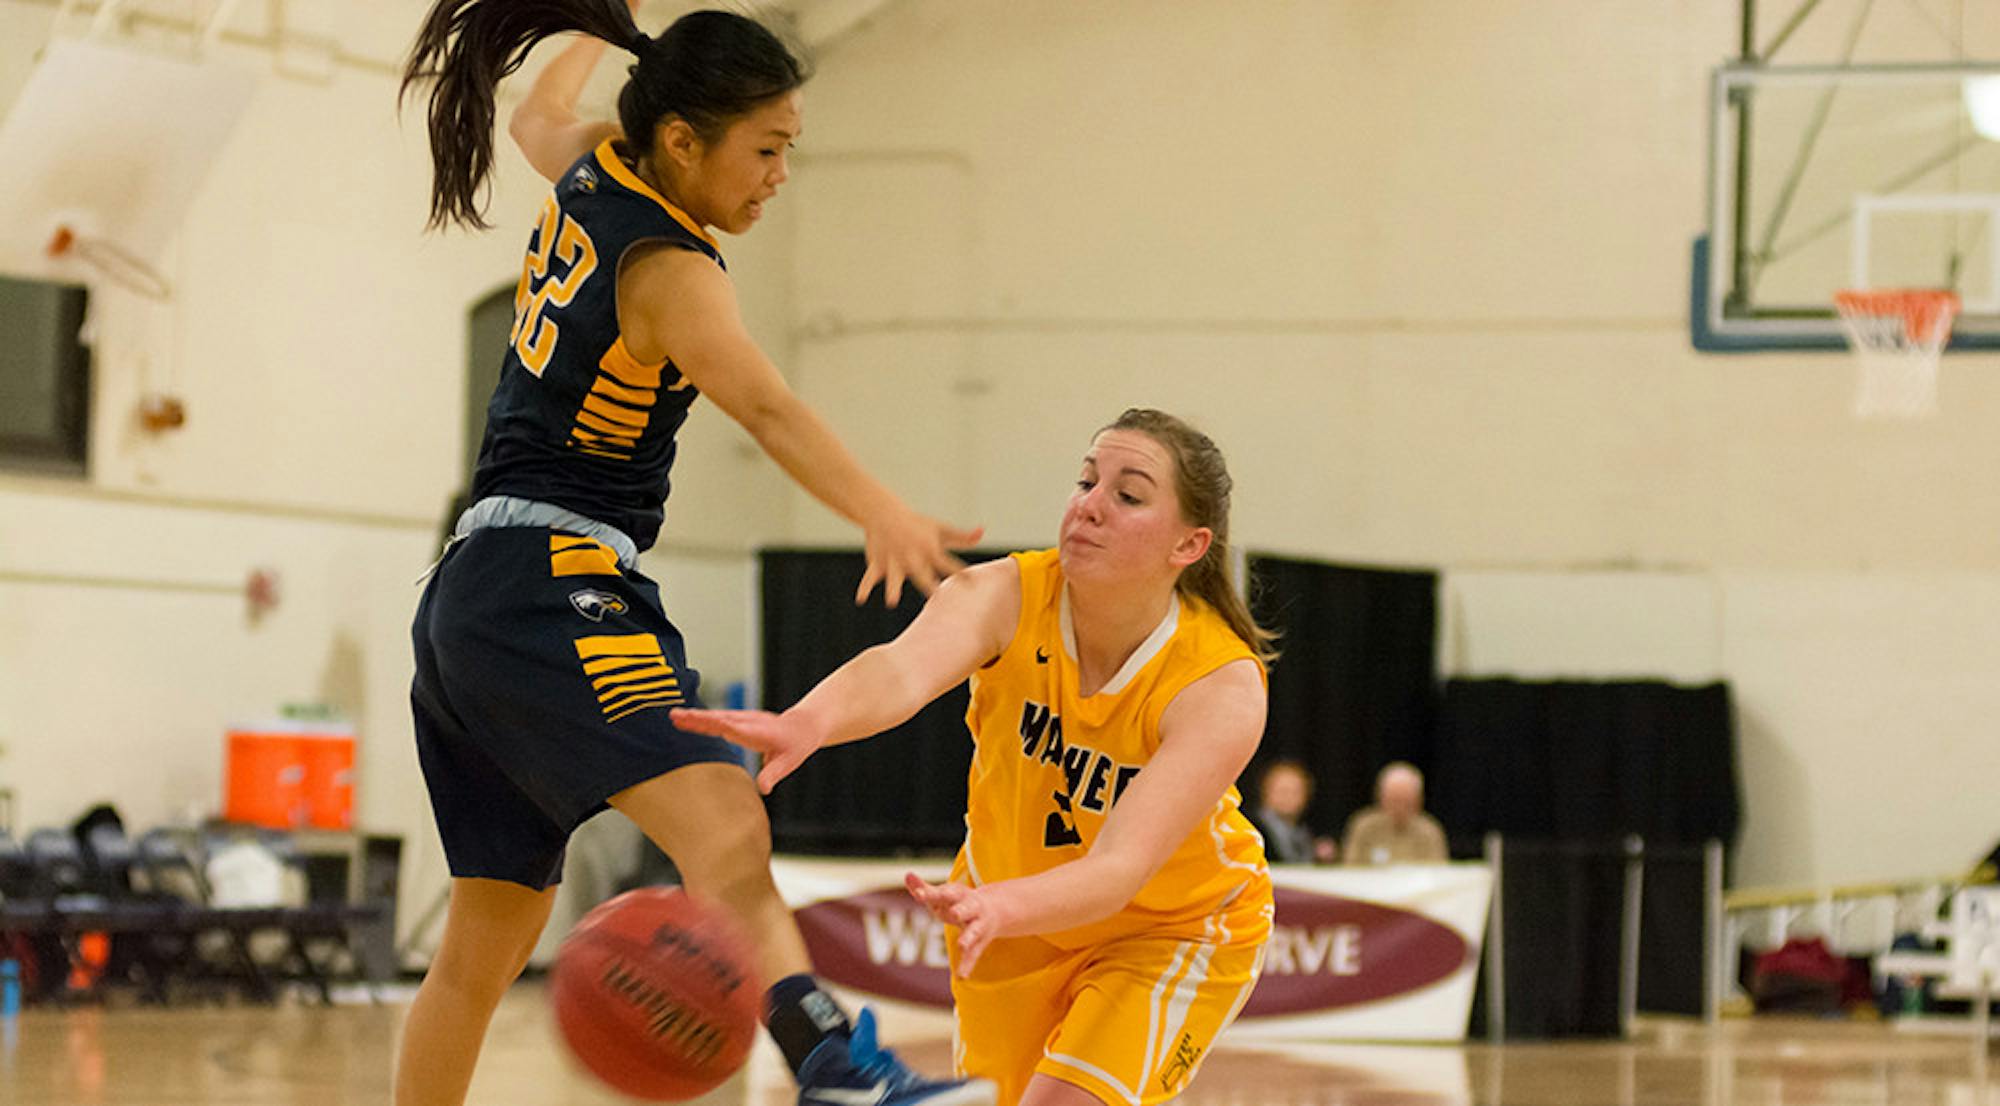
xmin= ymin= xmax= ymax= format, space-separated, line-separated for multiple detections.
xmin=510 ymin=196 xmax=599 ymax=377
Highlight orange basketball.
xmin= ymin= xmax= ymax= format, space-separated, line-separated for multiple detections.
xmin=550 ymin=887 xmax=762 ymax=1100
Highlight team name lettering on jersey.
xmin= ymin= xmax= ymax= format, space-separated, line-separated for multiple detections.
xmin=960 ymin=550 xmax=1269 ymax=951
xmin=1017 ymin=700 xmax=1143 ymax=849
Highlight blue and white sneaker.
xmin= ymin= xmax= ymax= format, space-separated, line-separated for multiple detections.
xmin=796 ymin=1008 xmax=995 ymax=1106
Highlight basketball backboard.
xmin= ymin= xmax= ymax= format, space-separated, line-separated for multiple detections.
xmin=0 ymin=37 xmax=257 ymax=284
xmin=1697 ymin=62 xmax=2000 ymax=351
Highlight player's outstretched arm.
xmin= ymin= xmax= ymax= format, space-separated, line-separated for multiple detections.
xmin=672 ymin=559 xmax=1019 ymax=792
xmin=907 ymin=658 xmax=1266 ymax=975
xmin=622 ymin=247 xmax=982 ymax=606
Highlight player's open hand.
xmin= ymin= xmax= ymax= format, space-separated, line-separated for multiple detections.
xmin=904 ymin=871 xmax=1000 ymax=977
xmin=669 ymin=708 xmax=818 ymax=793
xmin=857 ymin=507 xmax=982 ymax=608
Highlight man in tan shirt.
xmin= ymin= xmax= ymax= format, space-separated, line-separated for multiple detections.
xmin=1342 ymin=762 xmax=1449 ymax=865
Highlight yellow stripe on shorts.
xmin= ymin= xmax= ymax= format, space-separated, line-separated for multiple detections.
xmin=549 ymin=535 xmax=622 ymax=577
xmin=573 ymin=633 xmax=681 ymax=721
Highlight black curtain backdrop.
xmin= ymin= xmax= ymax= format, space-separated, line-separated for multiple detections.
xmin=1636 ymin=845 xmax=1710 ymax=1016
xmin=1242 ymin=555 xmax=1439 ymax=843
xmin=1434 ymin=678 xmax=1739 ymax=1022
xmin=758 ymin=550 xmax=1739 ymax=1023
xmin=758 ymin=549 xmax=1003 ymax=855
xmin=1468 ymin=839 xmax=1631 ymax=1039
xmin=1465 ymin=839 xmax=1714 ymax=1035
xmin=1429 ymin=679 xmax=1741 ymax=851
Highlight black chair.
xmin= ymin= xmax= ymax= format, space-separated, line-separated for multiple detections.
xmin=0 ymin=829 xmax=53 ymax=1002
xmin=126 ymin=827 xmax=384 ymax=1005
xmin=0 ymin=826 xmax=29 ymax=892
xmin=69 ymin=821 xmax=201 ymax=1004
xmin=134 ymin=828 xmax=283 ymax=1004
xmin=23 ymin=828 xmax=92 ymax=905
xmin=135 ymin=827 xmax=211 ymax=903
xmin=12 ymin=828 xmax=101 ymax=1003
xmin=14 ymin=824 xmax=205 ymax=1004
xmin=80 ymin=822 xmax=138 ymax=898
xmin=0 ymin=829 xmax=30 ymax=900
xmin=248 ymin=830 xmax=388 ymax=1004
xmin=0 ymin=830 xmax=32 ymax=951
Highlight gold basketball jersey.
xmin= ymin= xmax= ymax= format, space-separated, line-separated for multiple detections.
xmin=956 ymin=549 xmax=1271 ymax=949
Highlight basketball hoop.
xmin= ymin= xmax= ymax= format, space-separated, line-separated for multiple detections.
xmin=1833 ymin=289 xmax=1958 ymax=419
xmin=46 ymin=222 xmax=173 ymax=301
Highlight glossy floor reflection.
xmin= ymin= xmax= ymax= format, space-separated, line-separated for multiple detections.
xmin=0 ymin=984 xmax=1992 ymax=1105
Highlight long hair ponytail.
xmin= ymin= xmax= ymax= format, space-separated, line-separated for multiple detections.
xmin=401 ymin=2 xmax=808 ymax=232
xmin=401 ymin=0 xmax=641 ymax=231
xmin=1102 ymin=408 xmax=1279 ymax=666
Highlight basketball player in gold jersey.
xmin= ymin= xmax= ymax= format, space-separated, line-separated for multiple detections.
xmin=676 ymin=408 xmax=1277 ymax=1106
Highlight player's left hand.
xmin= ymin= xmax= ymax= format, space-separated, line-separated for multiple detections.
xmin=857 ymin=505 xmax=983 ymax=608
xmin=669 ymin=707 xmax=819 ymax=793
xmin=904 ymin=871 xmax=1000 ymax=977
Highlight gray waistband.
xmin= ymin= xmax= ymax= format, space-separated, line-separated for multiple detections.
xmin=453 ymin=495 xmax=640 ymax=571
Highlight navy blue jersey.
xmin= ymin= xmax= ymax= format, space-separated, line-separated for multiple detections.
xmin=468 ymin=139 xmax=724 ymax=551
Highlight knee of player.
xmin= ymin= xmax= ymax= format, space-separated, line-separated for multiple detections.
xmin=672 ymin=819 xmax=775 ymax=896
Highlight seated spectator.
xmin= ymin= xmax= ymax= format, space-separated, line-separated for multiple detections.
xmin=1247 ymin=759 xmax=1338 ymax=865
xmin=1342 ymin=762 xmax=1448 ymax=866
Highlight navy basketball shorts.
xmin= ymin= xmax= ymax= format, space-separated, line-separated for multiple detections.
xmin=409 ymin=526 xmax=746 ymax=889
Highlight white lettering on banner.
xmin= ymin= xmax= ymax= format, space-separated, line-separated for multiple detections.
xmin=770 ymin=858 xmax=1493 ymax=1042
xmin=1263 ymin=925 xmax=1364 ymax=976
xmin=862 ymin=908 xmax=950 ymax=968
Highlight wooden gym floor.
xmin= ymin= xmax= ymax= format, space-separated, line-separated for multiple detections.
xmin=1 ymin=984 xmax=1992 ymax=1105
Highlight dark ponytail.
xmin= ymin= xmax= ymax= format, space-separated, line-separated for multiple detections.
xmin=401 ymin=2 xmax=808 ymax=232
xmin=401 ymin=0 xmax=640 ymax=231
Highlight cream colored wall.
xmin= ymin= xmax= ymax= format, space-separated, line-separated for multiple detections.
xmin=776 ymin=0 xmax=2000 ymax=890
xmin=0 ymin=2 xmax=482 ymax=934
xmin=0 ymin=1 xmax=781 ymax=947
xmin=0 ymin=486 xmax=439 ymax=894
xmin=2 ymin=0 xmax=1994 ymax=942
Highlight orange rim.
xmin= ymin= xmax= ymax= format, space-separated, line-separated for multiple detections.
xmin=1835 ymin=289 xmax=1960 ymax=343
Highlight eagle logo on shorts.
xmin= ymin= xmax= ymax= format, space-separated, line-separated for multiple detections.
xmin=569 ymin=589 xmax=628 ymax=622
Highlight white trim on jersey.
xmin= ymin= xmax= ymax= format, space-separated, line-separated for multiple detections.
xmin=1048 ymin=1043 xmax=1146 ymax=1106
xmin=1059 ymin=586 xmax=1180 ymax=696
xmin=962 ymin=832 xmax=985 ymax=887
xmin=1152 ymin=937 xmax=1217 ymax=1085
xmin=1209 ymin=789 xmax=1269 ymax=881
xmin=1136 ymin=939 xmax=1193 ymax=1100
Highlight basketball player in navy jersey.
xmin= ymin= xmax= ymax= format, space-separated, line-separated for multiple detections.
xmin=397 ymin=4 xmax=991 ymax=1105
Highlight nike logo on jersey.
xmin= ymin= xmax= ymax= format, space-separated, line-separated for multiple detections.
xmin=803 ymin=1083 xmax=891 ymax=1106
xmin=569 ymin=589 xmax=629 ymax=622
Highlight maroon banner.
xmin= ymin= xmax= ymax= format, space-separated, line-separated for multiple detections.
xmin=1242 ymin=884 xmax=1471 ymax=1016
xmin=793 ymin=887 xmax=954 ymax=1006
xmin=788 ymin=881 xmax=1473 ymax=1017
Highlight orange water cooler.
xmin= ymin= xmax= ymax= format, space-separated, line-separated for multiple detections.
xmin=224 ymin=723 xmax=355 ymax=829
xmin=299 ymin=731 xmax=355 ymax=830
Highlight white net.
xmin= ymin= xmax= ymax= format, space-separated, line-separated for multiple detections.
xmin=1833 ymin=290 xmax=1959 ymax=419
